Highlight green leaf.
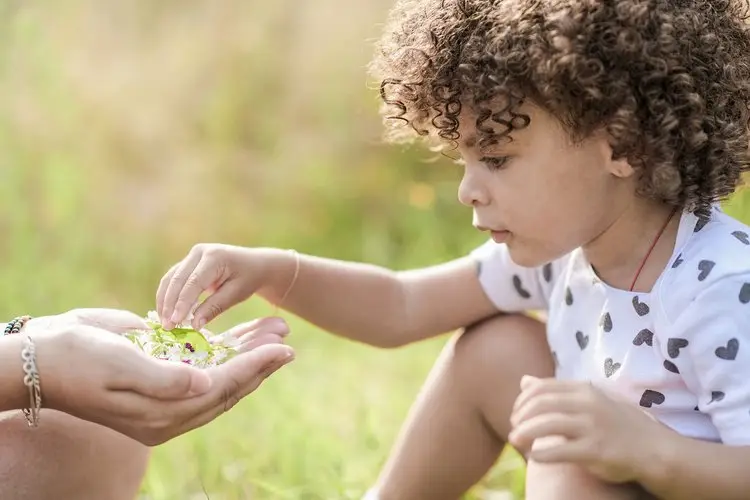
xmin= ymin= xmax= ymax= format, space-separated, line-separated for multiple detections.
xmin=159 ymin=327 xmax=212 ymax=352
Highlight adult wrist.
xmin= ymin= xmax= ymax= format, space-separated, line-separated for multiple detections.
xmin=0 ymin=333 xmax=29 ymax=412
xmin=0 ymin=315 xmax=44 ymax=423
xmin=0 ymin=323 xmax=50 ymax=425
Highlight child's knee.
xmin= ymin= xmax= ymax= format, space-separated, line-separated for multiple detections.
xmin=445 ymin=313 xmax=554 ymax=439
xmin=451 ymin=313 xmax=553 ymax=380
xmin=525 ymin=450 xmax=651 ymax=500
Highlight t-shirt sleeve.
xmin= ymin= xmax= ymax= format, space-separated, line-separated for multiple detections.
xmin=469 ymin=239 xmax=563 ymax=312
xmin=667 ymin=273 xmax=750 ymax=445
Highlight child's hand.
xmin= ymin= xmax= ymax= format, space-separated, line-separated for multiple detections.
xmin=156 ymin=244 xmax=293 ymax=331
xmin=509 ymin=375 xmax=672 ymax=484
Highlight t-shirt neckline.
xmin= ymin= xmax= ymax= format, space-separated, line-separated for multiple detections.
xmin=579 ymin=208 xmax=702 ymax=296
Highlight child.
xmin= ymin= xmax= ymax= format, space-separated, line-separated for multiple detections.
xmin=157 ymin=0 xmax=750 ymax=498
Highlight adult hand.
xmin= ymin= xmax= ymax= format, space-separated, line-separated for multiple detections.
xmin=29 ymin=317 xmax=293 ymax=446
xmin=156 ymin=244 xmax=291 ymax=331
xmin=24 ymin=307 xmax=152 ymax=336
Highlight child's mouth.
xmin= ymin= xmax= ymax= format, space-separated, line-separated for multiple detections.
xmin=491 ymin=230 xmax=511 ymax=244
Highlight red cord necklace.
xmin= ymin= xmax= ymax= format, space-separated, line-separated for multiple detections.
xmin=628 ymin=207 xmax=679 ymax=292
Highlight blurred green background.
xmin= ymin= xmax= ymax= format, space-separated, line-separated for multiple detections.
xmin=0 ymin=1 xmax=748 ymax=499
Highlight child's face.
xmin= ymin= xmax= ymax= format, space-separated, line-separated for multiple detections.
xmin=456 ymin=102 xmax=637 ymax=267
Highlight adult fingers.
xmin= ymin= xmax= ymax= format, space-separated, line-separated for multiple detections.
xmin=236 ymin=333 xmax=285 ymax=353
xmin=107 ymin=343 xmax=293 ymax=445
xmin=236 ymin=318 xmax=289 ymax=353
xmin=152 ymin=344 xmax=292 ymax=434
xmin=108 ymin=348 xmax=212 ymax=400
xmin=70 ymin=308 xmax=150 ymax=334
xmin=208 ymin=342 xmax=294 ymax=404
xmin=174 ymin=343 xmax=295 ymax=436
xmin=210 ymin=318 xmax=264 ymax=342
xmin=211 ymin=317 xmax=289 ymax=343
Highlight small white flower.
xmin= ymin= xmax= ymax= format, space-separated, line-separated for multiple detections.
xmin=192 ymin=350 xmax=208 ymax=360
xmin=124 ymin=311 xmax=239 ymax=369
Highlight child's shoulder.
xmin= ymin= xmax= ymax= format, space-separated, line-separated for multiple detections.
xmin=658 ymin=207 xmax=750 ymax=320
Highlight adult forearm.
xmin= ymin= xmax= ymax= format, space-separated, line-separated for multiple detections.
xmin=639 ymin=433 xmax=750 ymax=499
xmin=0 ymin=409 xmax=149 ymax=500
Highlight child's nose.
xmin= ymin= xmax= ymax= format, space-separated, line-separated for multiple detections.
xmin=458 ymin=168 xmax=489 ymax=207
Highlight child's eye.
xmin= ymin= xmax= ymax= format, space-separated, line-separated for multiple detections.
xmin=480 ymin=156 xmax=511 ymax=171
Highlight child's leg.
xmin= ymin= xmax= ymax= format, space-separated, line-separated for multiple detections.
xmin=370 ymin=313 xmax=653 ymax=500
xmin=525 ymin=439 xmax=656 ymax=500
xmin=371 ymin=313 xmax=553 ymax=499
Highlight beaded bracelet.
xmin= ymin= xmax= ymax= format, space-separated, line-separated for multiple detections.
xmin=4 ymin=315 xmax=32 ymax=337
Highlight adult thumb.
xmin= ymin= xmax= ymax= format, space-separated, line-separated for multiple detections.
xmin=132 ymin=356 xmax=213 ymax=400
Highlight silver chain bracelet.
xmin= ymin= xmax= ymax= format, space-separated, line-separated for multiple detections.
xmin=20 ymin=335 xmax=42 ymax=427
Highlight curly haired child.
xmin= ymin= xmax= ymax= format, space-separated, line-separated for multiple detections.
xmin=157 ymin=0 xmax=750 ymax=498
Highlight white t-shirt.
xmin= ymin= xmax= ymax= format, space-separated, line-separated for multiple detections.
xmin=471 ymin=206 xmax=750 ymax=445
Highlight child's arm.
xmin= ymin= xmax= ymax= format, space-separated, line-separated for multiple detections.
xmin=157 ymin=241 xmax=554 ymax=347
xmin=510 ymin=271 xmax=750 ymax=499
xmin=639 ymin=435 xmax=750 ymax=500
xmin=257 ymin=250 xmax=500 ymax=347
xmin=642 ymin=272 xmax=750 ymax=498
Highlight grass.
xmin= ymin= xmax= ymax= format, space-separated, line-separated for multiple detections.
xmin=0 ymin=1 xmax=749 ymax=499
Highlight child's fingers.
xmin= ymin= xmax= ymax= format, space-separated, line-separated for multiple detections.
xmin=528 ymin=437 xmax=593 ymax=465
xmin=513 ymin=379 xmax=586 ymax=416
xmin=156 ymin=263 xmax=180 ymax=321
xmin=510 ymin=393 xmax=586 ymax=428
xmin=508 ymin=413 xmax=584 ymax=453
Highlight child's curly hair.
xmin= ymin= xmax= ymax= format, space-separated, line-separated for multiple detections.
xmin=369 ymin=0 xmax=750 ymax=212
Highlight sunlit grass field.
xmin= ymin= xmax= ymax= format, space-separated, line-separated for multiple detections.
xmin=0 ymin=2 xmax=748 ymax=499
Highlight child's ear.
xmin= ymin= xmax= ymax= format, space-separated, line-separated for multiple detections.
xmin=597 ymin=130 xmax=635 ymax=178
xmin=608 ymin=155 xmax=635 ymax=178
